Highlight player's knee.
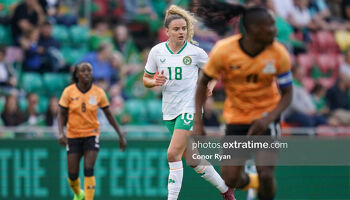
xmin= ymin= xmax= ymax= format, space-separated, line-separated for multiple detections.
xmin=167 ymin=149 xmax=182 ymax=162
xmin=84 ymin=168 xmax=94 ymax=177
xmin=223 ymin=174 xmax=240 ymax=188
xmin=258 ymin=170 xmax=274 ymax=186
xmin=68 ymin=173 xmax=79 ymax=180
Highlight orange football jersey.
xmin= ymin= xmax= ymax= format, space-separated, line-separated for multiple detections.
xmin=203 ymin=34 xmax=291 ymax=124
xmin=59 ymin=84 xmax=110 ymax=138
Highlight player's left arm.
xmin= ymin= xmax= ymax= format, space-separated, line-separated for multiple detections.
xmin=99 ymin=90 xmax=126 ymax=151
xmin=197 ymin=48 xmax=217 ymax=96
xmin=194 ymin=45 xmax=222 ymax=135
xmin=248 ymin=47 xmax=293 ymax=135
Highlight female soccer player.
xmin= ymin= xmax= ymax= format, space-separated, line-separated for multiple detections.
xmin=58 ymin=62 xmax=126 ymax=200
xmin=194 ymin=2 xmax=293 ymax=200
xmin=143 ymin=5 xmax=235 ymax=200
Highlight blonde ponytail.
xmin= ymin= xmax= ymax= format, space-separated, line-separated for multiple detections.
xmin=164 ymin=5 xmax=197 ymax=45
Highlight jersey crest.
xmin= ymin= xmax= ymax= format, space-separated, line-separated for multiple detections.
xmin=183 ymin=56 xmax=192 ymax=65
xmin=262 ymin=60 xmax=276 ymax=74
xmin=88 ymin=95 xmax=97 ymax=105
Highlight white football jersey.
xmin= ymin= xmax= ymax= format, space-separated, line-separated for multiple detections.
xmin=145 ymin=41 xmax=208 ymax=120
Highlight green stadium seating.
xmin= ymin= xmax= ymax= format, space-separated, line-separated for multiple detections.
xmin=0 ymin=25 xmax=12 ymax=45
xmin=18 ymin=95 xmax=49 ymax=114
xmin=0 ymin=97 xmax=5 ymax=113
xmin=145 ymin=99 xmax=162 ymax=124
xmin=52 ymin=25 xmax=70 ymax=46
xmin=123 ymin=99 xmax=147 ymax=125
xmin=38 ymin=95 xmax=49 ymax=114
xmin=20 ymin=73 xmax=43 ymax=94
xmin=18 ymin=96 xmax=27 ymax=112
xmin=18 ymin=95 xmax=48 ymax=114
xmin=43 ymin=73 xmax=70 ymax=96
xmin=0 ymin=0 xmax=20 ymax=14
xmin=69 ymin=25 xmax=89 ymax=47
xmin=61 ymin=47 xmax=87 ymax=65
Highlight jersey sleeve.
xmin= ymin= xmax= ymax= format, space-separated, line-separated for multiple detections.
xmin=144 ymin=47 xmax=158 ymax=75
xmin=276 ymin=44 xmax=293 ymax=88
xmin=203 ymin=42 xmax=224 ymax=79
xmin=196 ymin=48 xmax=208 ymax=69
xmin=98 ymin=89 xmax=110 ymax=108
xmin=58 ymin=87 xmax=70 ymax=108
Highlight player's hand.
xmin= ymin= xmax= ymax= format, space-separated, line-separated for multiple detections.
xmin=118 ymin=134 xmax=127 ymax=151
xmin=206 ymin=87 xmax=213 ymax=96
xmin=155 ymin=70 xmax=167 ymax=86
xmin=58 ymin=134 xmax=67 ymax=146
xmin=247 ymin=117 xmax=271 ymax=136
xmin=193 ymin=120 xmax=206 ymax=136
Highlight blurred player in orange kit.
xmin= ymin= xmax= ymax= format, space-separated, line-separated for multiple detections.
xmin=194 ymin=1 xmax=293 ymax=200
xmin=58 ymin=62 xmax=126 ymax=200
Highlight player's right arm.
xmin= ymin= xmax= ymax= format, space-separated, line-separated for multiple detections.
xmin=143 ymin=46 xmax=167 ymax=88
xmin=57 ymin=106 xmax=68 ymax=146
xmin=58 ymin=88 xmax=70 ymax=146
xmin=143 ymin=70 xmax=167 ymax=88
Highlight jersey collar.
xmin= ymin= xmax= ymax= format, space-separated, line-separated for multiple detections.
xmin=75 ymin=83 xmax=92 ymax=94
xmin=165 ymin=41 xmax=187 ymax=54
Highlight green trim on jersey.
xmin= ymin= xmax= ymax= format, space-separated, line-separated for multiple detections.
xmin=144 ymin=69 xmax=156 ymax=75
xmin=164 ymin=113 xmax=194 ymax=134
xmin=177 ymin=42 xmax=187 ymax=54
xmin=165 ymin=42 xmax=188 ymax=54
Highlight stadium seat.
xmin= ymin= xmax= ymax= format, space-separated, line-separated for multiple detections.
xmin=18 ymin=95 xmax=48 ymax=114
xmin=42 ymin=73 xmax=68 ymax=96
xmin=123 ymin=99 xmax=148 ymax=125
xmin=296 ymin=54 xmax=314 ymax=74
xmin=314 ymin=31 xmax=339 ymax=53
xmin=126 ymin=131 xmax=145 ymax=139
xmin=69 ymin=25 xmax=89 ymax=47
xmin=1 ymin=0 xmax=20 ymax=14
xmin=18 ymin=97 xmax=27 ymax=112
xmin=158 ymin=28 xmax=168 ymax=42
xmin=318 ymin=77 xmax=336 ymax=89
xmin=145 ymin=99 xmax=162 ymax=124
xmin=52 ymin=25 xmax=70 ymax=46
xmin=0 ymin=25 xmax=12 ymax=45
xmin=302 ymin=77 xmax=315 ymax=92
xmin=20 ymin=73 xmax=43 ymax=94
xmin=0 ymin=97 xmax=5 ymax=113
xmin=315 ymin=54 xmax=339 ymax=77
xmin=61 ymin=47 xmax=87 ymax=65
xmin=38 ymin=95 xmax=49 ymax=114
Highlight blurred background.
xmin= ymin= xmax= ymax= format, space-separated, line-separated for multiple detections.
xmin=1 ymin=0 xmax=350 ymax=199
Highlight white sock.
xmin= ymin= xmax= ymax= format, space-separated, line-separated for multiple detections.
xmin=168 ymin=161 xmax=183 ymax=200
xmin=194 ymin=160 xmax=228 ymax=193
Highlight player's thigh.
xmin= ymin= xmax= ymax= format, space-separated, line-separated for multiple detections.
xmin=66 ymin=138 xmax=84 ymax=174
xmin=167 ymin=129 xmax=190 ymax=160
xmin=171 ymin=113 xmax=194 ymax=152
xmin=167 ymin=114 xmax=194 ymax=160
xmin=83 ymin=136 xmax=99 ymax=168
